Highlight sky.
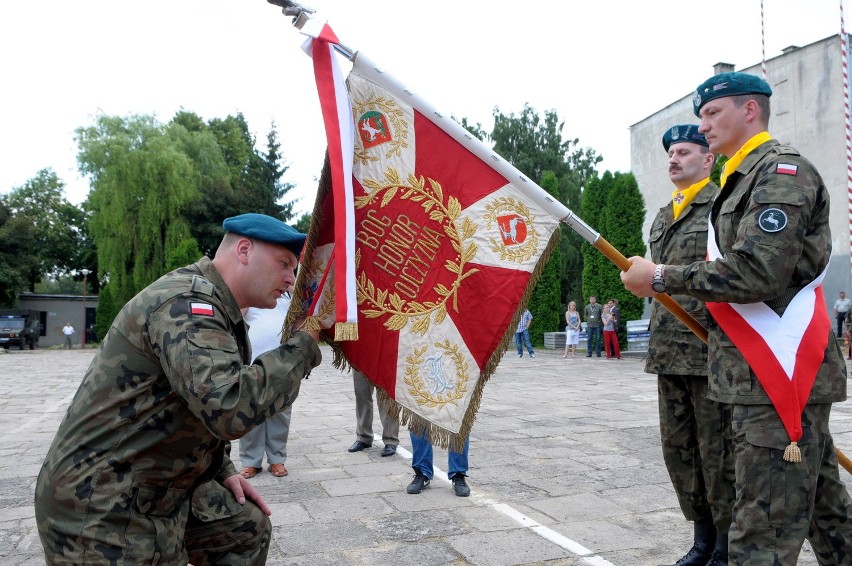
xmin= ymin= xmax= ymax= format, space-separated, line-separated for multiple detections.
xmin=0 ymin=0 xmax=846 ymax=217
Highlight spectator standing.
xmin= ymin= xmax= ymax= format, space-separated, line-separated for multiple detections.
xmin=563 ymin=301 xmax=581 ymax=358
xmin=833 ymin=291 xmax=851 ymax=338
xmin=584 ymin=296 xmax=603 ymax=357
xmin=61 ymin=322 xmax=74 ymax=349
xmin=347 ymin=369 xmax=399 ymax=457
xmin=239 ymin=291 xmax=295 ymax=479
xmin=514 ymin=309 xmax=535 ymax=358
xmin=406 ymin=430 xmax=471 ymax=497
xmin=602 ymin=304 xmax=621 ymax=359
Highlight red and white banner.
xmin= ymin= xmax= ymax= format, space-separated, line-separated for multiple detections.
xmin=293 ymin=46 xmax=560 ymax=444
xmin=705 ymin=221 xmax=829 ymax=445
xmin=299 ymin=19 xmax=358 ymax=341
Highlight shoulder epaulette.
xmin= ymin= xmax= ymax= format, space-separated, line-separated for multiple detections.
xmin=770 ymin=144 xmax=801 ymax=158
xmin=190 ymin=275 xmax=215 ymax=297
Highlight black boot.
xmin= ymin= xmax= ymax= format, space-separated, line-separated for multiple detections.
xmin=661 ymin=520 xmax=715 ymax=566
xmin=705 ymin=532 xmax=728 ymax=566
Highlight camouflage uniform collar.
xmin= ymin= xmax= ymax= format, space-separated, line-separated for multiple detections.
xmin=194 ymin=256 xmax=244 ymax=325
xmin=728 ymin=138 xmax=778 ymax=182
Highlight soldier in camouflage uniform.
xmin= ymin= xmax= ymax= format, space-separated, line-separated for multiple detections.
xmin=646 ymin=125 xmax=734 ymax=566
xmin=623 ymin=73 xmax=852 ymax=565
xmin=34 ymin=213 xmax=322 ymax=565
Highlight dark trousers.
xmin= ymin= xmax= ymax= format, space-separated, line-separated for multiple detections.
xmin=836 ymin=312 xmax=847 ymax=338
xmin=586 ymin=326 xmax=602 ymax=356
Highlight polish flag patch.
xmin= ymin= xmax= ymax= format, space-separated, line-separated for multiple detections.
xmin=776 ymin=163 xmax=798 ymax=176
xmin=190 ymin=302 xmax=214 ymax=316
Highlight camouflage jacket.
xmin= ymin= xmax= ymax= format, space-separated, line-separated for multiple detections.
xmin=666 ymin=140 xmax=847 ymax=404
xmin=35 ymin=257 xmax=321 ymax=562
xmin=645 ymin=181 xmax=717 ymax=377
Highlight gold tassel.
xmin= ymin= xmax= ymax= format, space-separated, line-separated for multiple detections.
xmin=334 ymin=322 xmax=359 ymax=342
xmin=783 ymin=441 xmax=802 ymax=463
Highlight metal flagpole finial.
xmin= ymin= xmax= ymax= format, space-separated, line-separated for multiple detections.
xmin=267 ymin=0 xmax=315 ymax=19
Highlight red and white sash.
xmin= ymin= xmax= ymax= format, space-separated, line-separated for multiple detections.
xmin=705 ymin=220 xmax=829 ymax=451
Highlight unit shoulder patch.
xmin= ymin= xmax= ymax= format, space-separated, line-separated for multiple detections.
xmin=757 ymin=208 xmax=788 ymax=233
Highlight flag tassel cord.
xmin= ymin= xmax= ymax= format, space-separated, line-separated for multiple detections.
xmin=266 ymin=0 xmax=852 ymax=476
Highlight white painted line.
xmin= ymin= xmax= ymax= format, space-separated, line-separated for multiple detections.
xmin=380 ymin=438 xmax=617 ymax=566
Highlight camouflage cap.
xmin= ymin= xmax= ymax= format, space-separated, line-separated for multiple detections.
xmin=222 ymin=213 xmax=306 ymax=257
xmin=662 ymin=124 xmax=708 ymax=152
xmin=692 ymin=72 xmax=772 ymax=116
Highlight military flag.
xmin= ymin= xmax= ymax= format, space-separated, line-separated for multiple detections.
xmin=291 ymin=19 xmax=560 ymax=445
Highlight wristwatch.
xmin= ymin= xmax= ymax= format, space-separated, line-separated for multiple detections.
xmin=651 ymin=264 xmax=667 ymax=293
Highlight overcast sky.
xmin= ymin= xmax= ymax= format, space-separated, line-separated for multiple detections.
xmin=0 ymin=0 xmax=845 ymax=217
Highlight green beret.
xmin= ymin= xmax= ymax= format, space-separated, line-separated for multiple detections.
xmin=662 ymin=124 xmax=708 ymax=152
xmin=692 ymin=72 xmax=772 ymax=116
xmin=222 ymin=213 xmax=306 ymax=257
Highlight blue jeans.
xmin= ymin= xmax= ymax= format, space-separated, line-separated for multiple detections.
xmin=515 ymin=329 xmax=534 ymax=355
xmin=410 ymin=430 xmax=469 ymax=479
xmin=586 ymin=326 xmax=602 ymax=356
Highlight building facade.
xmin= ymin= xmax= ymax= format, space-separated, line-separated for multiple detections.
xmin=16 ymin=293 xmax=99 ymax=348
xmin=630 ymin=35 xmax=851 ymax=306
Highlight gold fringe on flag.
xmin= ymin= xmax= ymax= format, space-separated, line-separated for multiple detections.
xmin=334 ymin=322 xmax=358 ymax=342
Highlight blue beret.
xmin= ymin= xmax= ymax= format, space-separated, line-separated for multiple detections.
xmin=222 ymin=213 xmax=306 ymax=257
xmin=692 ymin=72 xmax=772 ymax=116
xmin=662 ymin=124 xmax=708 ymax=152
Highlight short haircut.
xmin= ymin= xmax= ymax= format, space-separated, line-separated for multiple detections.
xmin=732 ymin=93 xmax=771 ymax=125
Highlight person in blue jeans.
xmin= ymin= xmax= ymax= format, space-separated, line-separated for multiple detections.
xmin=514 ymin=309 xmax=535 ymax=358
xmin=406 ymin=430 xmax=470 ymax=497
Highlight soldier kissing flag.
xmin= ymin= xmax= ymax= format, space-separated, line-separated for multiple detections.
xmin=290 ymin=17 xmax=560 ymax=446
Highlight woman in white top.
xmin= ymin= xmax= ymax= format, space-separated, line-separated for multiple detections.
xmin=563 ymin=302 xmax=581 ymax=358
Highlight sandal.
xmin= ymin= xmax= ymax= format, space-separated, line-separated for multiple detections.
xmin=268 ymin=463 xmax=289 ymax=477
xmin=240 ymin=466 xmax=261 ymax=479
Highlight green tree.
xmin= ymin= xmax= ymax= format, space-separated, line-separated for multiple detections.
xmin=77 ymin=114 xmax=198 ymax=307
xmin=560 ymin=174 xmax=585 ymax=309
xmin=528 ymin=171 xmax=564 ymax=343
xmin=0 ymin=201 xmax=38 ymax=306
xmin=176 ymin=113 xmax=297 ymax=256
xmin=294 ymin=213 xmax=312 ymax=234
xmin=171 ymin=111 xmax=233 ymax=257
xmin=581 ymin=171 xmax=647 ymax=336
xmin=2 ymin=169 xmax=87 ymax=289
xmin=261 ymin=123 xmax=296 ymax=221
xmin=710 ymin=153 xmax=728 ymax=186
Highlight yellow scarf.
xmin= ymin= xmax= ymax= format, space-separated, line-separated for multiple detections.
xmin=720 ymin=131 xmax=772 ymax=188
xmin=672 ymin=177 xmax=710 ymax=221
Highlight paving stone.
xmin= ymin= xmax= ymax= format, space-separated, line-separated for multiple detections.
xmin=3 ymin=348 xmax=849 ymax=565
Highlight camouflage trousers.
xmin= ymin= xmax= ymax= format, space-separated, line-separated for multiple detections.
xmin=37 ymin=480 xmax=271 ymax=565
xmin=658 ymin=375 xmax=735 ymax=534
xmin=730 ymin=403 xmax=852 ymax=565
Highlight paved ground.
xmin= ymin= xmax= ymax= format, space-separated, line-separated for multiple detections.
xmin=2 ymin=346 xmax=851 ymax=565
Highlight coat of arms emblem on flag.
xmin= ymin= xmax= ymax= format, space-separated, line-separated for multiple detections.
xmin=289 ymin=21 xmax=560 ymax=445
